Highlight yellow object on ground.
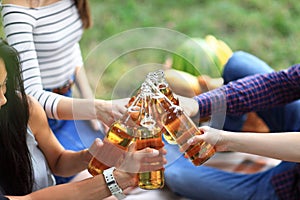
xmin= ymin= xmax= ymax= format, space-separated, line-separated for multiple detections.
xmin=172 ymin=35 xmax=233 ymax=78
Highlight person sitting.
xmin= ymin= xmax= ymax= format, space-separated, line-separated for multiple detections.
xmin=0 ymin=0 xmax=129 ymax=184
xmin=169 ymin=51 xmax=300 ymax=200
xmin=0 ymin=39 xmax=166 ymax=200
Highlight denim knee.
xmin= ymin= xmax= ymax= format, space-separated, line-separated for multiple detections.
xmin=223 ymin=51 xmax=273 ymax=83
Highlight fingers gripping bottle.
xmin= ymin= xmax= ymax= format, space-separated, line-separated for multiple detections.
xmin=135 ymin=83 xmax=165 ymax=190
xmin=88 ymin=97 xmax=142 ymax=176
xmin=146 ymin=79 xmax=215 ymax=166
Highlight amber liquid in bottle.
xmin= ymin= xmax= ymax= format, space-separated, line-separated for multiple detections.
xmin=157 ymin=84 xmax=179 ymax=144
xmin=88 ymin=121 xmax=135 ymax=175
xmin=164 ymin=105 xmax=215 ymax=166
xmin=88 ymin=105 xmax=140 ymax=176
xmin=135 ymin=126 xmax=165 ymax=190
xmin=153 ymin=70 xmax=179 ymax=145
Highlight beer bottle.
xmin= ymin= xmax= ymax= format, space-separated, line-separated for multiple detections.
xmin=88 ymin=97 xmax=141 ymax=176
xmin=135 ymin=83 xmax=165 ymax=190
xmin=152 ymin=70 xmax=178 ymax=144
xmin=146 ymin=78 xmax=215 ymax=166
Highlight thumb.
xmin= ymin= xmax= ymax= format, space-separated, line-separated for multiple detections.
xmin=88 ymin=138 xmax=103 ymax=156
xmin=187 ymin=135 xmax=204 ymax=145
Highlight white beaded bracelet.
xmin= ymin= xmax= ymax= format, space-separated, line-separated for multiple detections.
xmin=103 ymin=167 xmax=126 ymax=200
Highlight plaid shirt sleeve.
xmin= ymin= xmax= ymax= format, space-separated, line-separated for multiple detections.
xmin=194 ymin=64 xmax=300 ymax=117
xmin=271 ymin=163 xmax=300 ymax=200
xmin=194 ymin=64 xmax=300 ymax=199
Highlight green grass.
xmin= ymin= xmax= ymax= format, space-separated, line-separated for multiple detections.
xmin=2 ymin=0 xmax=300 ymax=99
xmin=80 ymin=0 xmax=300 ymax=99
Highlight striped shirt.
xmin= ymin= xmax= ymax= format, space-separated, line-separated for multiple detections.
xmin=1 ymin=0 xmax=84 ymax=118
xmin=194 ymin=64 xmax=300 ymax=199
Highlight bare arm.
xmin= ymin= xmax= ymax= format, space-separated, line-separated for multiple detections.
xmin=28 ymin=96 xmax=91 ymax=176
xmin=223 ymin=131 xmax=300 ymax=162
xmin=57 ymin=97 xmax=128 ymax=127
xmin=5 ymin=171 xmax=136 ymax=200
xmin=189 ymin=126 xmax=300 ymax=163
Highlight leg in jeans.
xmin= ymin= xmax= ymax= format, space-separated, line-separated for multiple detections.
xmin=165 ymin=154 xmax=296 ymax=200
xmin=222 ymin=51 xmax=300 ymax=132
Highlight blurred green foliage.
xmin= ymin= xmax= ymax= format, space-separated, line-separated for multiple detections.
xmin=1 ymin=0 xmax=300 ymax=98
xmin=80 ymin=0 xmax=300 ymax=98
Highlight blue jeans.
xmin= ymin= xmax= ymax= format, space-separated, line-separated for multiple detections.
xmin=48 ymin=89 xmax=105 ymax=184
xmin=222 ymin=51 xmax=300 ymax=132
xmin=164 ymin=51 xmax=299 ymax=199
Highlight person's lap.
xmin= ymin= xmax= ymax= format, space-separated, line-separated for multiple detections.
xmin=165 ymin=152 xmax=297 ymax=200
xmin=48 ymin=118 xmax=104 ymax=184
xmin=49 ymin=119 xmax=104 ymax=151
xmin=223 ymin=51 xmax=300 ymax=132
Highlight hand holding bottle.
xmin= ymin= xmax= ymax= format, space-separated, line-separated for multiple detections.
xmin=116 ymin=144 xmax=167 ymax=173
xmin=187 ymin=126 xmax=225 ymax=152
xmin=88 ymin=137 xmax=167 ymax=173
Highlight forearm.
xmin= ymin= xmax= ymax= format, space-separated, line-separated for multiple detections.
xmin=224 ymin=131 xmax=300 ymax=162
xmin=57 ymin=97 xmax=102 ymax=120
xmin=52 ymin=150 xmax=91 ymax=177
xmin=6 ymin=175 xmax=112 ymax=200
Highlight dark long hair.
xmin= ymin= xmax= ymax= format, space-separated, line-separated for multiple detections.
xmin=0 ymin=40 xmax=33 ymax=195
xmin=74 ymin=0 xmax=92 ymax=29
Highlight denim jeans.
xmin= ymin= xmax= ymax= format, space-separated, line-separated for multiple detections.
xmin=222 ymin=51 xmax=300 ymax=132
xmin=164 ymin=51 xmax=299 ymax=200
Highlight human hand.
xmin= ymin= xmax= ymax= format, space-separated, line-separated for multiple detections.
xmin=94 ymin=98 xmax=129 ymax=127
xmin=187 ymin=126 xmax=228 ymax=152
xmin=112 ymin=169 xmax=138 ymax=191
xmin=177 ymin=94 xmax=199 ymax=118
xmin=116 ymin=144 xmax=167 ymax=173
xmin=89 ymin=138 xmax=167 ymax=174
xmin=88 ymin=119 xmax=105 ymax=131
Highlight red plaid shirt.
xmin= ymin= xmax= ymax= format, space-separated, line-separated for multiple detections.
xmin=194 ymin=64 xmax=300 ymax=199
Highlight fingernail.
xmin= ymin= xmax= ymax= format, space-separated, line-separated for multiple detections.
xmin=152 ymin=149 xmax=159 ymax=156
xmin=187 ymin=138 xmax=193 ymax=145
xmin=96 ymin=138 xmax=103 ymax=145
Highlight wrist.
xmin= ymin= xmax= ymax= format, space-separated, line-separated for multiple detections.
xmin=113 ymin=169 xmax=137 ymax=189
xmin=103 ymin=167 xmax=126 ymax=200
xmin=94 ymin=99 xmax=105 ymax=113
xmin=220 ymin=131 xmax=232 ymax=152
xmin=81 ymin=149 xmax=92 ymax=164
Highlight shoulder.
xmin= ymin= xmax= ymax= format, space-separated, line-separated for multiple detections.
xmin=1 ymin=2 xmax=36 ymax=25
xmin=2 ymin=0 xmax=30 ymax=7
xmin=28 ymin=95 xmax=46 ymax=119
xmin=28 ymin=95 xmax=48 ymax=134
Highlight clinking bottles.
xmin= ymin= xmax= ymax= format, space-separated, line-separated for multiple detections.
xmin=88 ymin=99 xmax=141 ymax=176
xmin=149 ymin=70 xmax=178 ymax=145
xmin=135 ymin=83 xmax=165 ymax=190
xmin=163 ymin=105 xmax=215 ymax=165
xmin=146 ymin=78 xmax=215 ymax=166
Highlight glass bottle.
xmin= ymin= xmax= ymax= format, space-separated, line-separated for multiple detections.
xmin=135 ymin=83 xmax=165 ymax=190
xmin=152 ymin=70 xmax=178 ymax=144
xmin=153 ymin=70 xmax=179 ymax=105
xmin=126 ymin=72 xmax=155 ymax=107
xmin=88 ymin=97 xmax=141 ymax=176
xmin=146 ymin=79 xmax=215 ymax=166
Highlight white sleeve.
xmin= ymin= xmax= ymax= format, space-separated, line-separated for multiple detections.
xmin=1 ymin=7 xmax=62 ymax=119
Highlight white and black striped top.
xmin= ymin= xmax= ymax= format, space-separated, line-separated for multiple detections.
xmin=1 ymin=0 xmax=84 ymax=118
